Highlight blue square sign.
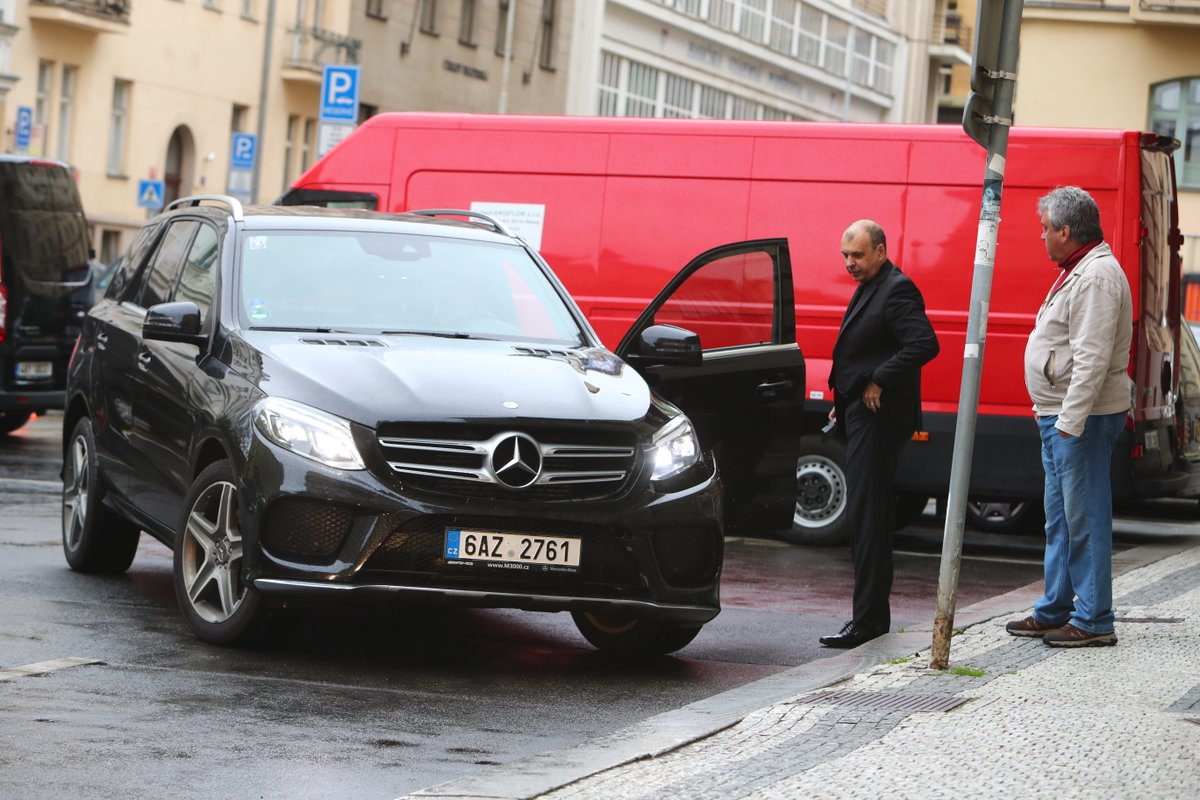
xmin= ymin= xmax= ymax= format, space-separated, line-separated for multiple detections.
xmin=137 ymin=180 xmax=165 ymax=209
xmin=230 ymin=133 xmax=257 ymax=171
xmin=320 ymin=64 xmax=360 ymax=122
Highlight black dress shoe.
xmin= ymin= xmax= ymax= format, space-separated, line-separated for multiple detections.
xmin=819 ymin=620 xmax=886 ymax=648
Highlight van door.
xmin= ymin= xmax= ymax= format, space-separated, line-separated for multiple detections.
xmin=617 ymin=239 xmax=804 ymax=534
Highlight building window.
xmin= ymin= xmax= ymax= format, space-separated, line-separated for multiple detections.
xmin=708 ymin=0 xmax=734 ymax=30
xmin=824 ymin=17 xmax=848 ymax=76
xmin=538 ymin=0 xmax=556 ymax=69
xmin=241 ymin=0 xmax=256 ymax=19
xmin=57 ymin=65 xmax=77 ymax=162
xmin=366 ymin=0 xmax=385 ymax=18
xmin=203 ymin=0 xmax=221 ymax=11
xmin=699 ymin=85 xmax=729 ymax=119
xmin=797 ymin=3 xmax=823 ymax=66
xmin=768 ymin=0 xmax=798 ymax=55
xmin=663 ymin=74 xmax=695 ymax=118
xmin=107 ymin=79 xmax=130 ymax=176
xmin=495 ymin=0 xmax=511 ymax=56
xmin=873 ymin=39 xmax=894 ymax=95
xmin=459 ymin=0 xmax=476 ymax=44
xmin=597 ymin=51 xmax=621 ymax=116
xmin=738 ymin=0 xmax=768 ymax=42
xmin=302 ymin=117 xmax=316 ymax=172
xmin=35 ymin=60 xmax=53 ymax=156
xmin=283 ymin=115 xmax=299 ymax=191
xmin=626 ymin=61 xmax=660 ymax=118
xmin=231 ymin=104 xmax=248 ymax=134
xmin=1149 ymin=78 xmax=1200 ymax=190
xmin=420 ymin=0 xmax=438 ymax=34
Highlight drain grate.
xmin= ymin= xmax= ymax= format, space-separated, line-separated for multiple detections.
xmin=798 ymin=690 xmax=970 ymax=713
xmin=1115 ymin=617 xmax=1184 ymax=624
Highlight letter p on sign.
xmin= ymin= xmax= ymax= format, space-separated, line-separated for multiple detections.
xmin=320 ymin=65 xmax=360 ymax=122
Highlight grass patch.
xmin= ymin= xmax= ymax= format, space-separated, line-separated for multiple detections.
xmin=948 ymin=666 xmax=985 ymax=677
xmin=885 ymin=656 xmax=915 ymax=665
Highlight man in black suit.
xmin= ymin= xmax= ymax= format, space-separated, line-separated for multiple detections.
xmin=820 ymin=220 xmax=939 ymax=648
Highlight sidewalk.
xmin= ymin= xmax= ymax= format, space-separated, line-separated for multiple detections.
xmin=406 ymin=539 xmax=1200 ymax=800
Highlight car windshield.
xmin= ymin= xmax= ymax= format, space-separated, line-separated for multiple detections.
xmin=237 ymin=229 xmax=586 ymax=345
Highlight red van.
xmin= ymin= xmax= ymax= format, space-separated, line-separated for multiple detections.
xmin=282 ymin=113 xmax=1189 ymax=545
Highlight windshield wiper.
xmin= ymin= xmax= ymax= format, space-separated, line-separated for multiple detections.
xmin=381 ymin=329 xmax=477 ymax=340
xmin=248 ymin=326 xmax=340 ymax=333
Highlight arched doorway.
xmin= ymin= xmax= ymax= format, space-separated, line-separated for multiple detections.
xmin=163 ymin=125 xmax=195 ymax=207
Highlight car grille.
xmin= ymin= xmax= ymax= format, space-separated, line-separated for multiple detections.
xmin=361 ymin=516 xmax=647 ymax=595
xmin=261 ymin=500 xmax=353 ymax=565
xmin=375 ymin=423 xmax=638 ymax=502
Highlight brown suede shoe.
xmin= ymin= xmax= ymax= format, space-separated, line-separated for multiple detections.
xmin=1043 ymin=623 xmax=1117 ymax=648
xmin=1005 ymin=616 xmax=1063 ymax=638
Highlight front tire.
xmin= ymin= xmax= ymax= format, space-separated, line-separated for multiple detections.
xmin=61 ymin=417 xmax=140 ymax=574
xmin=173 ymin=461 xmax=264 ymax=645
xmin=571 ymin=611 xmax=702 ymax=656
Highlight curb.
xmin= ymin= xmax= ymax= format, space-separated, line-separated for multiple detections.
xmin=401 ymin=536 xmax=1195 ymax=800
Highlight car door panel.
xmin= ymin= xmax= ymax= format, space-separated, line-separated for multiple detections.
xmin=619 ymin=239 xmax=804 ymax=534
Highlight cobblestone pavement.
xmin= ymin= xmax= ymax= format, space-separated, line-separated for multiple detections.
xmin=530 ymin=545 xmax=1200 ymax=800
xmin=532 ymin=546 xmax=1200 ymax=796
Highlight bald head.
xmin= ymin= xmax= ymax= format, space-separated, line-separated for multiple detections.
xmin=840 ymin=219 xmax=888 ymax=283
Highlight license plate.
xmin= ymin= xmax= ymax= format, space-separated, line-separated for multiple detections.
xmin=444 ymin=528 xmax=581 ymax=569
xmin=15 ymin=361 xmax=53 ymax=379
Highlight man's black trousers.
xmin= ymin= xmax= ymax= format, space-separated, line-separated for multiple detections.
xmin=843 ymin=399 xmax=911 ymax=631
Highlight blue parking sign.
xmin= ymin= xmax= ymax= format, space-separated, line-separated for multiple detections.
xmin=320 ymin=65 xmax=360 ymax=122
xmin=231 ymin=133 xmax=257 ymax=171
xmin=15 ymin=107 xmax=32 ymax=152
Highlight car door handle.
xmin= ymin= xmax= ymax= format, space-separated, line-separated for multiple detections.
xmin=756 ymin=380 xmax=793 ymax=398
xmin=96 ymin=332 xmax=109 ymax=350
xmin=137 ymin=351 xmax=152 ymax=371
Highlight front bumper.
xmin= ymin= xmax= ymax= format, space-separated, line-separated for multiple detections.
xmin=240 ymin=435 xmax=724 ymax=621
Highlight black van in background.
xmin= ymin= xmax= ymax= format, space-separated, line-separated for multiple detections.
xmin=0 ymin=156 xmax=94 ymax=435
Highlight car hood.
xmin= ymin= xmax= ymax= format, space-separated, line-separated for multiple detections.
xmin=238 ymin=332 xmax=654 ymax=428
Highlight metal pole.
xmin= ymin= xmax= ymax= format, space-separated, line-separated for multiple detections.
xmin=252 ymin=0 xmax=278 ymax=204
xmin=498 ymin=0 xmax=517 ymax=114
xmin=929 ymin=0 xmax=1024 ymax=670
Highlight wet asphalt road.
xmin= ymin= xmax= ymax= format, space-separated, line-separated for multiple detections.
xmin=1 ymin=412 xmax=1195 ymax=799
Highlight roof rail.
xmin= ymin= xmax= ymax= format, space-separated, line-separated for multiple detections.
xmin=407 ymin=209 xmax=515 ymax=238
xmin=166 ymin=194 xmax=245 ymax=222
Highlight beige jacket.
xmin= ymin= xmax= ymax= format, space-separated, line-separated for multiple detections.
xmin=1023 ymin=242 xmax=1132 ymax=436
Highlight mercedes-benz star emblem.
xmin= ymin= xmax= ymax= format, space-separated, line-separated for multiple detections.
xmin=490 ymin=433 xmax=543 ymax=489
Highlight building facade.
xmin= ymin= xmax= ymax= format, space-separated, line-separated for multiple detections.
xmin=1 ymin=0 xmax=962 ymax=260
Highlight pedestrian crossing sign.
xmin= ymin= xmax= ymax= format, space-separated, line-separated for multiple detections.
xmin=137 ymin=180 xmax=165 ymax=209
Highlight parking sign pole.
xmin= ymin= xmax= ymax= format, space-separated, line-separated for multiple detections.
xmin=930 ymin=0 xmax=1024 ymax=671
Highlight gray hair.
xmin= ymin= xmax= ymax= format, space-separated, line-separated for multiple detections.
xmin=1037 ymin=186 xmax=1103 ymax=244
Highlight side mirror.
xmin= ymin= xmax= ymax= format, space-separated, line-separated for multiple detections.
xmin=632 ymin=324 xmax=702 ymax=366
xmin=143 ymin=301 xmax=206 ymax=346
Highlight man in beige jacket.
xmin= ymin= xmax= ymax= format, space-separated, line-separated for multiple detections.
xmin=1006 ymin=186 xmax=1132 ymax=648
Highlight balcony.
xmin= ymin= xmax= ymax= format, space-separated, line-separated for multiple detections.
xmin=282 ymin=25 xmax=362 ymax=85
xmin=928 ymin=9 xmax=971 ymax=66
xmin=28 ymin=0 xmax=130 ymax=35
xmin=1130 ymin=0 xmax=1200 ymax=25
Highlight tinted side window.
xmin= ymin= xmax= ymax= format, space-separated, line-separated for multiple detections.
xmin=110 ymin=223 xmax=162 ymax=301
xmin=137 ymin=221 xmax=198 ymax=309
xmin=175 ymin=223 xmax=219 ymax=329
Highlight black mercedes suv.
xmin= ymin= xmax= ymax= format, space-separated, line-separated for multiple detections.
xmin=62 ymin=196 xmax=803 ymax=655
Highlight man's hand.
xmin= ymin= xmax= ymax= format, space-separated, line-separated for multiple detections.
xmin=862 ymin=381 xmax=883 ymax=412
xmin=1059 ymin=430 xmax=1073 ymax=439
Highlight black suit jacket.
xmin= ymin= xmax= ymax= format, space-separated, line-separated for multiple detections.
xmin=830 ymin=260 xmax=939 ymax=435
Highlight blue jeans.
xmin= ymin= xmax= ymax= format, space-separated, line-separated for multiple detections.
xmin=1032 ymin=412 xmax=1125 ymax=634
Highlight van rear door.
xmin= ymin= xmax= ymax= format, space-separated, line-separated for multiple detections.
xmin=0 ymin=159 xmax=92 ymax=417
xmin=617 ymin=239 xmax=805 ymax=534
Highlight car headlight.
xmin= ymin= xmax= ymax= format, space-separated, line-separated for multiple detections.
xmin=650 ymin=415 xmax=700 ymax=482
xmin=254 ymin=397 xmax=365 ymax=470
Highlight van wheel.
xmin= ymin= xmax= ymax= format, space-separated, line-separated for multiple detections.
xmin=174 ymin=461 xmax=264 ymax=645
xmin=571 ymin=611 xmax=702 ymax=656
xmin=781 ymin=435 xmax=850 ymax=546
xmin=966 ymin=500 xmax=1045 ymax=535
xmin=61 ymin=417 xmax=140 ymax=574
xmin=0 ymin=411 xmax=32 ymax=435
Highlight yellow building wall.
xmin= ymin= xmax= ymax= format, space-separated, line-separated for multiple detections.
xmin=1014 ymin=16 xmax=1200 ymax=268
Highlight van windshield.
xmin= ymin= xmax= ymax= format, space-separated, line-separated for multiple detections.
xmin=0 ymin=161 xmax=90 ymax=284
xmin=238 ymin=229 xmax=586 ymax=346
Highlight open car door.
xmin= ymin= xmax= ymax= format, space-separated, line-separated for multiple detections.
xmin=617 ymin=239 xmax=804 ymax=534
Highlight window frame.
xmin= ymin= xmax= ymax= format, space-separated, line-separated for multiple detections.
xmin=1149 ymin=77 xmax=1200 ymax=191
